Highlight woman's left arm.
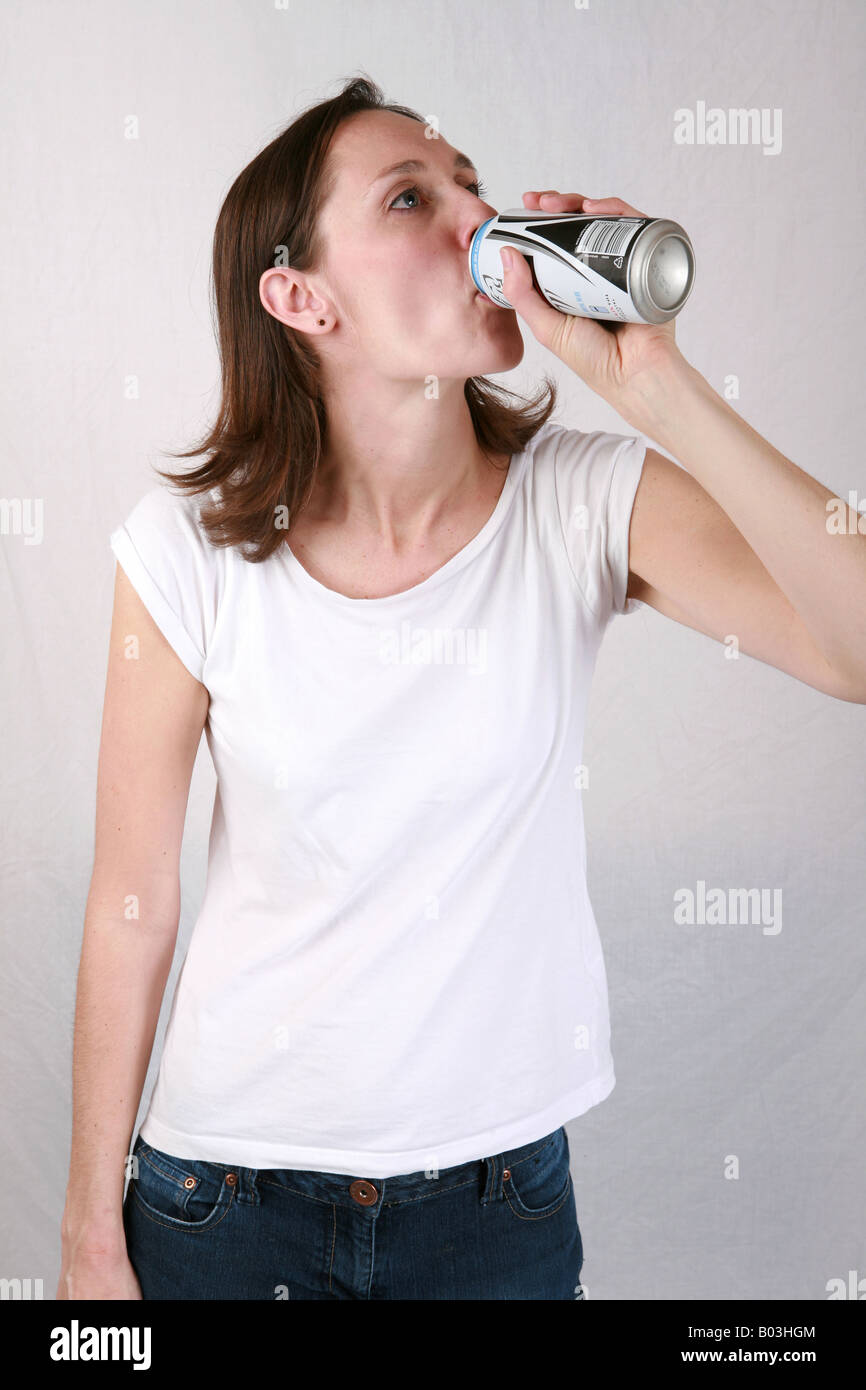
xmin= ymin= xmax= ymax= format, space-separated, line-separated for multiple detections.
xmin=503 ymin=191 xmax=866 ymax=703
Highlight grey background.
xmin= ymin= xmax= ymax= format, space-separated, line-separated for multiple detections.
xmin=1 ymin=0 xmax=863 ymax=1300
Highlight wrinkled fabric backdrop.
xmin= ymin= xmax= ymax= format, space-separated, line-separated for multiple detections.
xmin=1 ymin=0 xmax=863 ymax=1300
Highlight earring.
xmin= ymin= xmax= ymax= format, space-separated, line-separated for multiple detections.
xmin=318 ymin=318 xmax=325 ymax=325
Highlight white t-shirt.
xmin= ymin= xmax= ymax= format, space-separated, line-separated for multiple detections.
xmin=109 ymin=419 xmax=646 ymax=1178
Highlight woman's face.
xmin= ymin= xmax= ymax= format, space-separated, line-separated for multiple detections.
xmin=311 ymin=108 xmax=525 ymax=380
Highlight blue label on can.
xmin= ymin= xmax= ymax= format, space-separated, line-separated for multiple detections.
xmin=469 ymin=217 xmax=497 ymax=293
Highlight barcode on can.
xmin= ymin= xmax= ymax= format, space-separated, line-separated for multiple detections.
xmin=575 ymin=218 xmax=644 ymax=257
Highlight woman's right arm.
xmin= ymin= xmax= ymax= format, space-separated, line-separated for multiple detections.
xmin=56 ymin=561 xmax=209 ymax=1299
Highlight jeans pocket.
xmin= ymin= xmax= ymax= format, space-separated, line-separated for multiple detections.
xmin=128 ymin=1135 xmax=235 ymax=1233
xmin=502 ymin=1126 xmax=573 ymax=1220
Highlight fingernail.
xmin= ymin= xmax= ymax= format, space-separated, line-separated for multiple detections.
xmin=501 ymin=248 xmax=513 ymax=270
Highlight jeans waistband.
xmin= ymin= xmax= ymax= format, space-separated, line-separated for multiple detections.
xmin=138 ymin=1126 xmax=566 ymax=1212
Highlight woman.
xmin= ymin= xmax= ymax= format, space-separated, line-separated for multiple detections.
xmin=57 ymin=76 xmax=866 ymax=1302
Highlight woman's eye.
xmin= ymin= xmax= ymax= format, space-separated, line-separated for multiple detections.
xmin=388 ymin=180 xmax=489 ymax=212
xmin=389 ymin=185 xmax=423 ymax=211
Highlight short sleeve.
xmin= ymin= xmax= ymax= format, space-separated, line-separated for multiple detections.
xmin=109 ymin=484 xmax=219 ymax=682
xmin=551 ymin=426 xmax=647 ymax=625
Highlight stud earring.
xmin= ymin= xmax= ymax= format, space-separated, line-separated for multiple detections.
xmin=318 ymin=318 xmax=325 ymax=325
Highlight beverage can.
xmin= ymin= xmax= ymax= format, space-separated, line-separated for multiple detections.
xmin=469 ymin=209 xmax=695 ymax=324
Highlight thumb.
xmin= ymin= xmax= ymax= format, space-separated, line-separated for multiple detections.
xmin=500 ymin=246 xmax=567 ymax=351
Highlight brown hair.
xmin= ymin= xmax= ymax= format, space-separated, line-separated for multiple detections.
xmin=156 ymin=73 xmax=558 ymax=562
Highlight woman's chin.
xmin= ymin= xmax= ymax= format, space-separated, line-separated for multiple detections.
xmin=476 ymin=332 xmax=525 ymax=374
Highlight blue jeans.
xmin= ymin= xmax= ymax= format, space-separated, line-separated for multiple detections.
xmin=123 ymin=1123 xmax=585 ymax=1300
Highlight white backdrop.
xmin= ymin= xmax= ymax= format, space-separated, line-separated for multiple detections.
xmin=1 ymin=0 xmax=864 ymax=1301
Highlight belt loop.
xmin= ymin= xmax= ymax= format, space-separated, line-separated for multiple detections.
xmin=237 ymin=1167 xmax=261 ymax=1205
xmin=480 ymin=1153 xmax=504 ymax=1206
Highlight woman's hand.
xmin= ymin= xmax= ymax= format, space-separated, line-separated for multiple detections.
xmin=500 ymin=190 xmax=687 ymax=410
xmin=57 ymin=1251 xmax=143 ymax=1301
xmin=57 ymin=1231 xmax=143 ymax=1300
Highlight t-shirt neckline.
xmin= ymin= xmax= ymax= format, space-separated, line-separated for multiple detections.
xmin=280 ymin=447 xmax=526 ymax=609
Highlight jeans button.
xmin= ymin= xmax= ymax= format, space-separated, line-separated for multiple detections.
xmin=349 ymin=1179 xmax=379 ymax=1206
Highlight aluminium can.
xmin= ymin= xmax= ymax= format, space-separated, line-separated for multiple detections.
xmin=469 ymin=209 xmax=695 ymax=324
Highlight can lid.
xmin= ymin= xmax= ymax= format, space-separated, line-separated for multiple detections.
xmin=644 ymin=235 xmax=693 ymax=312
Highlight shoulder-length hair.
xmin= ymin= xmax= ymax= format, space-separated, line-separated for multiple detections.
xmin=156 ymin=73 xmax=558 ymax=562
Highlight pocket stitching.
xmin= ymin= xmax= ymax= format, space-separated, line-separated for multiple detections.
xmin=131 ymin=1180 xmax=236 ymax=1233
xmin=132 ymin=1145 xmax=235 ymax=1232
xmin=502 ymin=1130 xmax=571 ymax=1220
xmin=504 ymin=1169 xmax=573 ymax=1222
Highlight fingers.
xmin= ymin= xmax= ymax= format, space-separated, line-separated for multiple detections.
xmin=523 ymin=190 xmax=589 ymax=212
xmin=584 ymin=196 xmax=646 ymax=217
xmin=499 ymin=246 xmax=569 ymax=351
xmin=522 ymin=190 xmax=646 ymax=218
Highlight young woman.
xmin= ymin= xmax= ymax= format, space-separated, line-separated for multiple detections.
xmin=58 ymin=76 xmax=866 ymax=1302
